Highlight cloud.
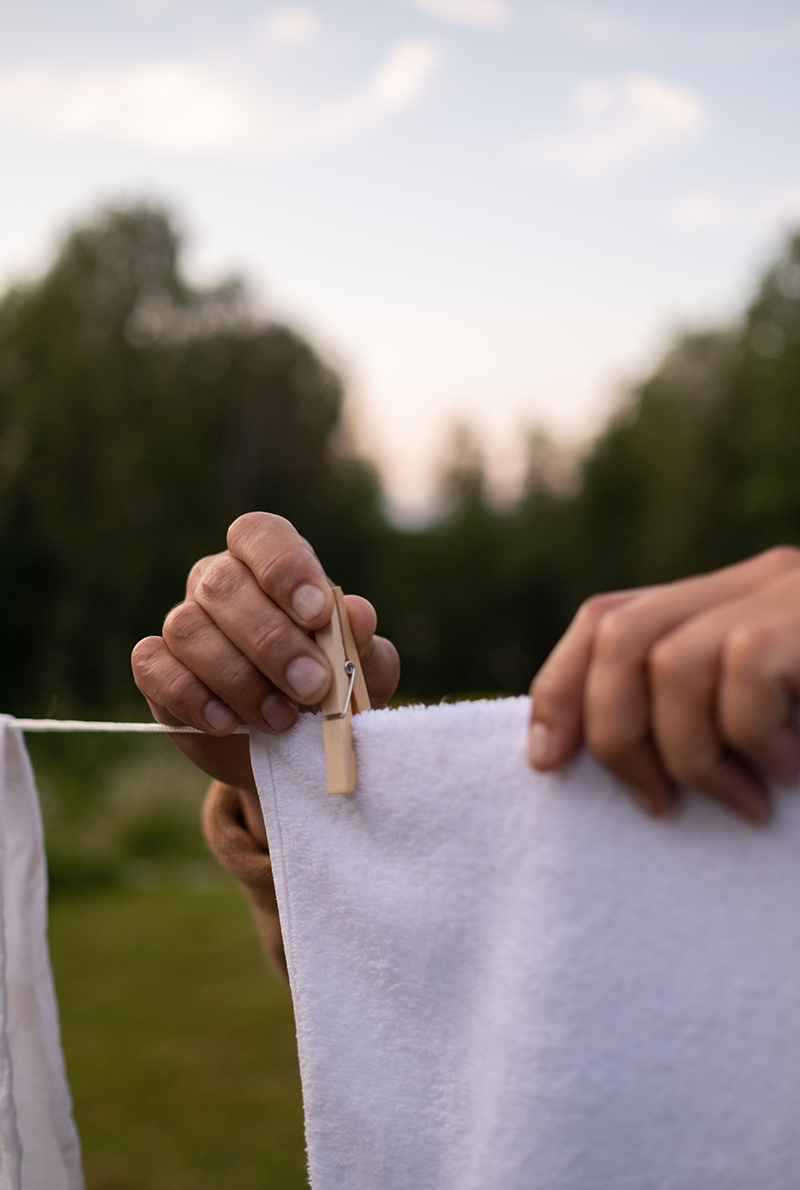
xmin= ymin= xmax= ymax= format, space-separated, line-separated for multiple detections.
xmin=538 ymin=4 xmax=637 ymax=46
xmin=285 ymin=40 xmax=440 ymax=148
xmin=0 ymin=62 xmax=259 ymax=153
xmin=523 ymin=74 xmax=707 ymax=177
xmin=666 ymin=193 xmax=730 ymax=232
xmin=410 ymin=0 xmax=511 ymax=29
xmin=0 ymin=41 xmax=439 ymax=157
xmin=259 ymin=7 xmax=320 ymax=47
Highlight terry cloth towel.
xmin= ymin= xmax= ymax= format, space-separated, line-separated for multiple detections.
xmin=252 ymin=696 xmax=800 ymax=1190
xmin=0 ymin=721 xmax=83 ymax=1190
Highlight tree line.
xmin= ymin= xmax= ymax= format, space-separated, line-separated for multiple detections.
xmin=1 ymin=204 xmax=799 ymax=716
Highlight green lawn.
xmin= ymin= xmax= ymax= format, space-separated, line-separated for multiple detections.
xmin=48 ymin=878 xmax=308 ymax=1190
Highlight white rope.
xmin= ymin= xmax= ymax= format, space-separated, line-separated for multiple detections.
xmin=6 ymin=719 xmax=251 ymax=735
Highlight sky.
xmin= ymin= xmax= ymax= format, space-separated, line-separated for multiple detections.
xmin=2 ymin=0 xmax=800 ymax=515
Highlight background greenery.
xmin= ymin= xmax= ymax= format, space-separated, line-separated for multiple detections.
xmin=36 ymin=733 xmax=308 ymax=1189
xmin=5 ymin=204 xmax=800 ymax=1185
xmin=50 ymin=875 xmax=307 ymax=1190
xmin=2 ymin=205 xmax=800 ymax=715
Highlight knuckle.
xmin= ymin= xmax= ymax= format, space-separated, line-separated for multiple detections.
xmin=593 ymin=606 xmax=635 ymax=663
xmin=194 ymin=554 xmax=246 ymax=605
xmin=187 ymin=553 xmax=221 ymax=591
xmin=575 ymin=593 xmax=618 ymax=629
xmin=722 ymin=621 xmax=774 ymax=677
xmin=250 ymin=616 xmax=295 ymax=666
xmin=649 ymin=635 xmax=690 ymax=688
xmin=759 ymin=545 xmax=800 ymax=574
xmin=159 ymin=666 xmax=198 ymax=709
xmin=257 ymin=542 xmax=306 ymax=592
xmin=131 ymin=636 xmax=163 ymax=676
xmin=228 ymin=512 xmax=315 ymax=597
xmin=162 ymin=600 xmax=203 ymax=649
xmin=227 ymin=511 xmax=291 ymax=553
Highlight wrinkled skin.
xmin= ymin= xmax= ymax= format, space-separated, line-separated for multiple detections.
xmin=133 ymin=517 xmax=800 ymax=833
xmin=132 ymin=513 xmax=399 ymax=844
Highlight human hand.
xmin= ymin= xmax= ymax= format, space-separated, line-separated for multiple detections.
xmin=131 ymin=513 xmax=400 ymax=821
xmin=528 ymin=547 xmax=800 ymax=823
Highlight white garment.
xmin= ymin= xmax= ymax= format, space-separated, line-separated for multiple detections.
xmin=252 ymin=696 xmax=800 ymax=1190
xmin=0 ymin=721 xmax=83 ymax=1190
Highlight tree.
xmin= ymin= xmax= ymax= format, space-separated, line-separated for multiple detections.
xmin=0 ymin=205 xmax=383 ymax=715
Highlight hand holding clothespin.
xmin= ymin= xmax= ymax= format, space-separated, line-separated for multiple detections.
xmin=315 ymin=588 xmax=370 ymax=794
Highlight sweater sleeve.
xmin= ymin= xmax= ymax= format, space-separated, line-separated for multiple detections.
xmin=202 ymin=780 xmax=288 ymax=983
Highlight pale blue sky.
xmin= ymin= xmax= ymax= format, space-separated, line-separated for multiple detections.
xmin=2 ymin=0 xmax=800 ymax=511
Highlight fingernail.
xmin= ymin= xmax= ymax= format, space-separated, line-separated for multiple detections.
xmin=204 ymin=699 xmax=237 ymax=731
xmin=292 ymin=583 xmax=328 ymax=622
xmin=528 ymin=722 xmax=553 ymax=768
xmin=260 ymin=692 xmax=298 ymax=733
xmin=286 ymin=656 xmax=328 ymax=700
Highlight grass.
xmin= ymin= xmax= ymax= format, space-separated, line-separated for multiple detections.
xmin=48 ymin=874 xmax=308 ymax=1190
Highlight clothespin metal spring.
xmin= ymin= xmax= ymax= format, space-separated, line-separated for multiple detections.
xmin=327 ymin=661 xmax=356 ymax=721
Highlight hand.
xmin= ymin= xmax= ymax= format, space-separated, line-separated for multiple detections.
xmin=528 ymin=547 xmax=800 ymax=823
xmin=132 ymin=513 xmax=400 ymax=839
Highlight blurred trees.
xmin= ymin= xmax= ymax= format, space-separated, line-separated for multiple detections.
xmin=564 ymin=233 xmax=800 ymax=592
xmin=0 ymin=206 xmax=381 ymax=714
xmin=2 ymin=204 xmax=800 ymax=715
xmin=373 ymin=233 xmax=800 ymax=698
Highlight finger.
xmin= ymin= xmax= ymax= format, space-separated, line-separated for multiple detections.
xmin=649 ymin=626 xmax=770 ymax=823
xmin=187 ymin=554 xmax=332 ymax=704
xmin=132 ymin=635 xmax=239 ymax=734
xmin=361 ymin=637 xmax=401 ymax=708
xmin=530 ymin=549 xmax=800 ymax=776
xmin=162 ymin=602 xmax=300 ymax=733
xmin=343 ymin=595 xmax=401 ymax=707
xmin=343 ymin=594 xmax=378 ymax=651
xmin=226 ymin=511 xmax=334 ymax=630
xmin=719 ymin=604 xmax=800 ymax=785
xmin=583 ymin=647 xmax=677 ymax=816
xmin=133 ymin=638 xmax=260 ymax=794
xmin=541 ymin=549 xmax=800 ymax=787
xmin=529 ymin=590 xmax=641 ymax=769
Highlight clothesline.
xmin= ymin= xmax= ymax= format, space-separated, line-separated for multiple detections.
xmin=6 ymin=719 xmax=251 ymax=734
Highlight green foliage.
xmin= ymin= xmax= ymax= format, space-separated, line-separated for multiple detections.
xmin=4 ymin=202 xmax=800 ymax=721
xmin=30 ymin=734 xmax=211 ymax=894
xmin=376 ymin=232 xmax=800 ymax=694
xmin=566 ymin=233 xmax=800 ymax=593
xmin=0 ymin=204 xmax=382 ymax=715
xmin=49 ymin=883 xmax=307 ymax=1189
xmin=46 ymin=847 xmax=121 ymax=897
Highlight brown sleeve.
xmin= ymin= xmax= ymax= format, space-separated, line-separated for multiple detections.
xmin=202 ymin=780 xmax=288 ymax=983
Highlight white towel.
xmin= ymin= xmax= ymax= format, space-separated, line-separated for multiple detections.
xmin=0 ymin=721 xmax=83 ymax=1190
xmin=252 ymin=696 xmax=800 ymax=1190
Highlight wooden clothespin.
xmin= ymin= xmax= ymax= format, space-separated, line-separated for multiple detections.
xmin=315 ymin=587 xmax=370 ymax=794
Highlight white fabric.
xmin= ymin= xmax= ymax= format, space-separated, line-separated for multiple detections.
xmin=0 ymin=721 xmax=83 ymax=1190
xmin=252 ymin=696 xmax=800 ymax=1190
